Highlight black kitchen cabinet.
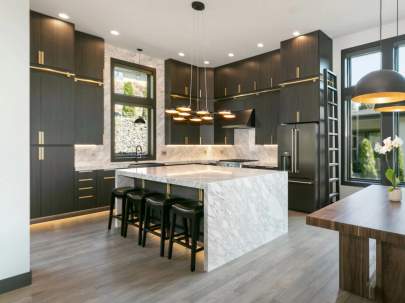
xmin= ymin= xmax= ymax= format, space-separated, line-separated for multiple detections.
xmin=255 ymin=91 xmax=280 ymax=144
xmin=214 ymin=66 xmax=227 ymax=98
xmin=170 ymin=121 xmax=200 ymax=144
xmin=30 ymin=11 xmax=75 ymax=72
xmin=165 ymin=59 xmax=197 ymax=97
xmin=257 ymin=50 xmax=281 ymax=89
xmin=30 ymin=146 xmax=75 ymax=218
xmin=214 ymin=100 xmax=236 ymax=144
xmin=30 ymin=70 xmax=75 ymax=145
xmin=30 ymin=147 xmax=41 ymax=219
xmin=74 ymin=81 xmax=104 ymax=144
xmin=96 ymin=170 xmax=115 ymax=207
xmin=279 ymin=81 xmax=320 ymax=124
xmin=75 ymin=171 xmax=97 ymax=210
xmin=75 ymin=31 xmax=104 ymax=81
xmin=280 ymin=30 xmax=332 ymax=82
xmin=214 ymin=64 xmax=238 ymax=98
xmin=239 ymin=59 xmax=259 ymax=93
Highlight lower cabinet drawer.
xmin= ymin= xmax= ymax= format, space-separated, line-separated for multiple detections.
xmin=75 ymin=170 xmax=97 ymax=210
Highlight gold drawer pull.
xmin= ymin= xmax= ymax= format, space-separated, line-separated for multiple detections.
xmin=79 ymin=195 xmax=94 ymax=199
xmin=79 ymin=178 xmax=93 ymax=182
xmin=79 ymin=187 xmax=93 ymax=190
xmin=103 ymin=176 xmax=115 ymax=180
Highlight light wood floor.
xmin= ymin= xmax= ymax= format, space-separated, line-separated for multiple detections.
xmin=0 ymin=211 xmax=372 ymax=303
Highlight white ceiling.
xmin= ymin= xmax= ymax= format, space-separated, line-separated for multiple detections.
xmin=30 ymin=0 xmax=405 ymax=67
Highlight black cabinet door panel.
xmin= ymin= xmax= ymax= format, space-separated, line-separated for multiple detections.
xmin=30 ymin=147 xmax=41 ymax=219
xmin=40 ymin=146 xmax=75 ymax=217
xmin=40 ymin=72 xmax=75 ymax=145
xmin=39 ymin=13 xmax=75 ymax=72
xmin=97 ymin=170 xmax=115 ymax=207
xmin=30 ymin=11 xmax=41 ymax=65
xmin=75 ymin=31 xmax=104 ymax=81
xmin=30 ymin=70 xmax=41 ymax=145
xmin=74 ymin=82 xmax=103 ymax=144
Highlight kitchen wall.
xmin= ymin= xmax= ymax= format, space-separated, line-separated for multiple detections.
xmin=75 ymin=44 xmax=278 ymax=169
xmin=0 ymin=0 xmax=31 ymax=290
xmin=333 ymin=18 xmax=405 ymax=198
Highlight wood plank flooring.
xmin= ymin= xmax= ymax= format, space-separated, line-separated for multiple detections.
xmin=0 ymin=211 xmax=372 ymax=303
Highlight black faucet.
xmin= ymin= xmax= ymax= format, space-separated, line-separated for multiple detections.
xmin=135 ymin=145 xmax=143 ymax=162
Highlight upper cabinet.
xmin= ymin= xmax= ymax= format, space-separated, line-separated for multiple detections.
xmin=30 ymin=11 xmax=75 ymax=72
xmin=75 ymin=31 xmax=105 ymax=81
xmin=257 ymin=50 xmax=281 ymax=90
xmin=280 ymin=30 xmax=332 ymax=82
xmin=165 ymin=59 xmax=198 ymax=97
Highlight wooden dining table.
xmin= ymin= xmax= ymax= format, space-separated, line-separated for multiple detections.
xmin=306 ymin=185 xmax=405 ymax=303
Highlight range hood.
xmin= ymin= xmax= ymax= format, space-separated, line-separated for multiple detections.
xmin=221 ymin=109 xmax=255 ymax=129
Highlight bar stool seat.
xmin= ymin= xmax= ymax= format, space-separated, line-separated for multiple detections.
xmin=108 ymin=186 xmax=137 ymax=236
xmin=124 ymin=188 xmax=151 ymax=243
xmin=142 ymin=193 xmax=181 ymax=257
xmin=168 ymin=200 xmax=204 ymax=272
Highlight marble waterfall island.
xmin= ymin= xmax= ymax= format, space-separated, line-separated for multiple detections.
xmin=116 ymin=164 xmax=288 ymax=271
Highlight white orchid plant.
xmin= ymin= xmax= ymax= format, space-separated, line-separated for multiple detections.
xmin=374 ymin=136 xmax=404 ymax=191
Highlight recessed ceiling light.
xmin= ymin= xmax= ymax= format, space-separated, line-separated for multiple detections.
xmin=110 ymin=30 xmax=120 ymax=36
xmin=178 ymin=52 xmax=185 ymax=57
xmin=257 ymin=43 xmax=264 ymax=48
xmin=204 ymin=60 xmax=210 ymax=65
xmin=293 ymin=31 xmax=300 ymax=37
xmin=228 ymin=53 xmax=234 ymax=57
xmin=58 ymin=13 xmax=70 ymax=20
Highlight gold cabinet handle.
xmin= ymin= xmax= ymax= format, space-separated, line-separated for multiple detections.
xmin=74 ymin=77 xmax=103 ymax=86
xmin=296 ymin=111 xmax=300 ymax=122
xmin=238 ymin=84 xmax=241 ymax=94
xmin=224 ymin=136 xmax=227 ymax=144
xmin=270 ymin=77 xmax=273 ymax=88
xmin=199 ymin=136 xmax=202 ymax=145
xmin=38 ymin=131 xmax=41 ymax=145
xmin=38 ymin=147 xmax=44 ymax=161
xmin=296 ymin=66 xmax=300 ymax=79
xmin=103 ymin=176 xmax=115 ymax=180
xmin=224 ymin=87 xmax=227 ymax=96
xmin=79 ymin=178 xmax=93 ymax=182
xmin=42 ymin=51 xmax=45 ymax=65
xmin=38 ymin=51 xmax=41 ymax=64
xmin=184 ymin=136 xmax=189 ymax=144
xmin=79 ymin=187 xmax=93 ymax=190
xmin=253 ymin=81 xmax=257 ymax=91
xmin=41 ymin=131 xmax=44 ymax=145
xmin=185 ymin=86 xmax=189 ymax=96
xmin=79 ymin=195 xmax=94 ymax=199
xmin=199 ymin=89 xmax=202 ymax=98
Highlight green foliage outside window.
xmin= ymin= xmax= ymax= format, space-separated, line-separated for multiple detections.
xmin=359 ymin=138 xmax=378 ymax=179
xmin=123 ymin=82 xmax=134 ymax=96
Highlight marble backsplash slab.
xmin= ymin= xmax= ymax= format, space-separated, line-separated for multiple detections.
xmin=74 ymin=44 xmax=278 ymax=169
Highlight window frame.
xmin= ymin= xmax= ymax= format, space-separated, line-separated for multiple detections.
xmin=340 ymin=36 xmax=405 ymax=186
xmin=110 ymin=58 xmax=156 ymax=162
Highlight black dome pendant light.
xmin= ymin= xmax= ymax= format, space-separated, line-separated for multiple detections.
xmin=352 ymin=0 xmax=405 ymax=104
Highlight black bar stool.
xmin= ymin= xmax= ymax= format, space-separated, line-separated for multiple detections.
xmin=168 ymin=200 xmax=204 ymax=272
xmin=124 ymin=189 xmax=150 ymax=244
xmin=108 ymin=186 xmax=137 ymax=236
xmin=142 ymin=193 xmax=180 ymax=257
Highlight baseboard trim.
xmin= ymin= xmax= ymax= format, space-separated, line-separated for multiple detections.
xmin=0 ymin=271 xmax=32 ymax=294
xmin=30 ymin=206 xmax=109 ymax=224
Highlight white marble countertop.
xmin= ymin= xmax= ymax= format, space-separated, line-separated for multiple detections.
xmin=116 ymin=164 xmax=283 ymax=189
xmin=75 ymin=160 xmax=217 ymax=171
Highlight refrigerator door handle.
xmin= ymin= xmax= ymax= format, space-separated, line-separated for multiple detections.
xmin=295 ymin=128 xmax=299 ymax=173
xmin=290 ymin=128 xmax=295 ymax=173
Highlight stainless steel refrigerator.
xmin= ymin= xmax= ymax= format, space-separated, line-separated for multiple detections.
xmin=277 ymin=123 xmax=320 ymax=212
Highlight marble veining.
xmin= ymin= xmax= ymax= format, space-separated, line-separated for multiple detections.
xmin=115 ymin=164 xmax=288 ymax=271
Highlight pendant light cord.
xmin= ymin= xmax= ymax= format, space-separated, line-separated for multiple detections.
xmin=380 ymin=0 xmax=382 ymax=45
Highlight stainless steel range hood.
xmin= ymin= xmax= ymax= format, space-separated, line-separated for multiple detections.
xmin=221 ymin=109 xmax=255 ymax=129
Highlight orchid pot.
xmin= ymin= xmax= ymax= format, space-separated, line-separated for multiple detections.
xmin=375 ymin=136 xmax=404 ymax=202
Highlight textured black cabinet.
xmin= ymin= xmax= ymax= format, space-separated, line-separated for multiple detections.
xmin=255 ymin=92 xmax=280 ymax=144
xmin=30 ymin=146 xmax=75 ymax=218
xmin=75 ymin=31 xmax=104 ymax=81
xmin=257 ymin=50 xmax=281 ymax=89
xmin=96 ymin=170 xmax=115 ymax=207
xmin=74 ymin=81 xmax=104 ymax=144
xmin=280 ymin=31 xmax=332 ymax=82
xmin=30 ymin=11 xmax=75 ymax=72
xmin=279 ymin=81 xmax=320 ymax=124
xmin=165 ymin=59 xmax=196 ymax=97
xmin=214 ymin=100 xmax=236 ymax=145
xmin=30 ymin=70 xmax=75 ymax=145
xmin=239 ymin=59 xmax=259 ymax=93
xmin=75 ymin=171 xmax=97 ymax=210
